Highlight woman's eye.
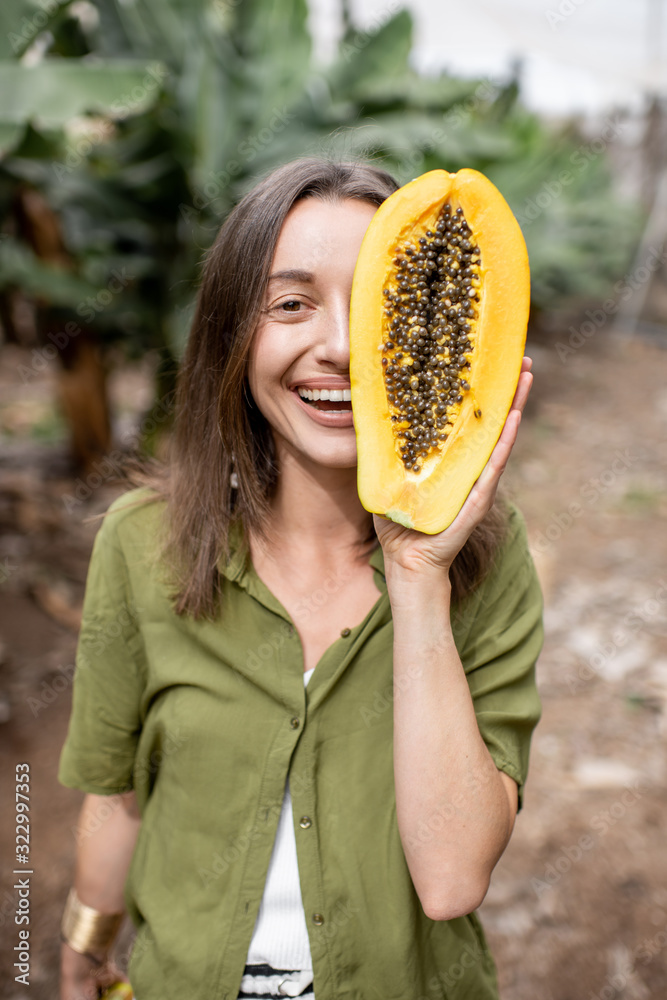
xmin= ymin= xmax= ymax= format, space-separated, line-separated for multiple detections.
xmin=280 ymin=300 xmax=301 ymax=312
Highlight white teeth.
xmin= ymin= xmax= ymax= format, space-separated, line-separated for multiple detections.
xmin=297 ymin=387 xmax=352 ymax=402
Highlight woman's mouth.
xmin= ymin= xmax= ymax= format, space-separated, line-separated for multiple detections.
xmin=291 ymin=385 xmax=355 ymax=427
xmin=296 ymin=387 xmax=352 ymax=412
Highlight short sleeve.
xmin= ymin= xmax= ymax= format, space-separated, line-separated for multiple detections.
xmin=58 ymin=500 xmax=147 ymax=795
xmin=454 ymin=503 xmax=543 ymax=811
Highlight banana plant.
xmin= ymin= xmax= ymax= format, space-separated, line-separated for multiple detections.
xmin=0 ymin=0 xmax=640 ymax=468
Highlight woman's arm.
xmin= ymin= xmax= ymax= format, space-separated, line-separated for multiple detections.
xmin=377 ymin=360 xmax=534 ymax=921
xmin=389 ymin=566 xmax=518 ymax=921
xmin=60 ymin=791 xmax=141 ymax=1000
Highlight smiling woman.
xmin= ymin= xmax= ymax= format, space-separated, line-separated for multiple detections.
xmin=57 ymin=158 xmax=543 ymax=1000
xmin=248 ymin=197 xmax=375 ymax=462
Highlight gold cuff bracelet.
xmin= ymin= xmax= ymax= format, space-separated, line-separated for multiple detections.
xmin=61 ymin=887 xmax=124 ymax=959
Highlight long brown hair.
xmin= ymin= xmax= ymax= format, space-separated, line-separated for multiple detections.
xmin=128 ymin=157 xmax=509 ymax=619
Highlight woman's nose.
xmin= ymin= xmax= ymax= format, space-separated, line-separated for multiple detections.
xmin=315 ymin=297 xmax=350 ymax=369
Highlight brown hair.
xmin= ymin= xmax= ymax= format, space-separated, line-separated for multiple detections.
xmin=128 ymin=157 xmax=509 ymax=619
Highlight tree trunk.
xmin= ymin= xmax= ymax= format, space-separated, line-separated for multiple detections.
xmin=14 ymin=186 xmax=112 ymax=471
xmin=57 ymin=334 xmax=112 ymax=472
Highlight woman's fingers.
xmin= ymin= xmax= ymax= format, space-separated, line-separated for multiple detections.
xmin=509 ymin=364 xmax=533 ymax=416
xmin=373 ymin=354 xmax=534 ymax=561
xmin=475 ymin=363 xmax=532 ymax=484
xmin=453 ymin=362 xmax=532 ymax=522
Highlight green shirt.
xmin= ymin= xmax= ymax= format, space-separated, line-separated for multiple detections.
xmin=58 ymin=489 xmax=543 ymax=1000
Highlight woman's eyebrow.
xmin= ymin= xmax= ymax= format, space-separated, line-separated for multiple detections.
xmin=268 ymin=269 xmax=314 ymax=284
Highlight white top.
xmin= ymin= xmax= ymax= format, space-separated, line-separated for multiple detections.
xmin=245 ymin=666 xmax=316 ymax=972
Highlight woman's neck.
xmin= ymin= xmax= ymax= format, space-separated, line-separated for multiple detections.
xmin=256 ymin=454 xmax=373 ymax=562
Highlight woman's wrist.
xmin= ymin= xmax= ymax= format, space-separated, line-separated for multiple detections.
xmin=385 ymin=566 xmax=457 ymax=665
xmin=384 ymin=558 xmax=453 ymax=607
xmin=61 ymin=887 xmax=124 ymax=964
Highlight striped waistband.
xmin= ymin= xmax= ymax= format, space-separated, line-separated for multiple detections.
xmin=238 ymin=963 xmax=315 ymax=998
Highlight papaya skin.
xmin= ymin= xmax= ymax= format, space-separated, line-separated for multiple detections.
xmin=349 ymin=168 xmax=530 ymax=534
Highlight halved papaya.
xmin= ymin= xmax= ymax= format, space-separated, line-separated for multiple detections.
xmin=349 ymin=168 xmax=530 ymax=534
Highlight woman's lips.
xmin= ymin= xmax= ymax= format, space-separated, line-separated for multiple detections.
xmin=291 ymin=388 xmax=355 ymax=427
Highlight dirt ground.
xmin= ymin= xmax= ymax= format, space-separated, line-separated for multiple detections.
xmin=0 ymin=330 xmax=666 ymax=1000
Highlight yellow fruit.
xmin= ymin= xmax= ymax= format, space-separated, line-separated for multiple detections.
xmin=349 ymin=168 xmax=529 ymax=533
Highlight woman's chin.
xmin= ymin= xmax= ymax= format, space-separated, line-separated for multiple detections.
xmin=279 ymin=440 xmax=359 ymax=474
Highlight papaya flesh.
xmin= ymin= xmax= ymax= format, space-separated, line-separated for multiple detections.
xmin=349 ymin=168 xmax=530 ymax=534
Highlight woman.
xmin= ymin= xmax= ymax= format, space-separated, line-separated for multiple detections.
xmin=59 ymin=158 xmax=542 ymax=1000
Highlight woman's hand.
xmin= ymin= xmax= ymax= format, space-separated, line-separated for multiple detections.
xmin=60 ymin=941 xmax=129 ymax=1000
xmin=374 ymin=356 xmax=533 ymax=577
xmin=61 ymin=792 xmax=140 ymax=1000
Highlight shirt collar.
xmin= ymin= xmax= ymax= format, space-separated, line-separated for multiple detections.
xmin=218 ymin=520 xmax=250 ymax=584
xmin=219 ymin=521 xmax=386 ymax=585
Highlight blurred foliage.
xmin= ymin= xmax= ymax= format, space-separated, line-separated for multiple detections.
xmin=0 ymin=0 xmax=642 ymax=375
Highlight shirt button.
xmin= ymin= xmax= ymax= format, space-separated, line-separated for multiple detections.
xmin=312 ymin=913 xmax=324 ymax=926
xmin=290 ymin=717 xmax=300 ymax=729
xmin=340 ymin=627 xmax=351 ymax=638
xmin=299 ymin=816 xmax=312 ymax=829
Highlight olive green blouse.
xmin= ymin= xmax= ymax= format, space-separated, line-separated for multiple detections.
xmin=58 ymin=489 xmax=543 ymax=1000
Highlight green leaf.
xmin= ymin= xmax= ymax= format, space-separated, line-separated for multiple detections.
xmin=185 ymin=40 xmax=236 ymax=188
xmin=329 ymin=9 xmax=413 ymax=97
xmin=0 ymin=0 xmax=75 ymax=60
xmin=0 ymin=59 xmax=168 ymax=126
xmin=343 ymin=73 xmax=491 ymax=114
xmin=0 ymin=122 xmax=25 ymax=157
xmin=0 ymin=237 xmax=99 ymax=303
xmin=230 ymin=0 xmax=311 ymax=110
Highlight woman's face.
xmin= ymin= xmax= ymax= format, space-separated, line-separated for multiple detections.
xmin=248 ymin=196 xmax=378 ymax=472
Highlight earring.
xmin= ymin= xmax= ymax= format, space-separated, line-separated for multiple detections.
xmin=230 ymin=453 xmax=239 ymax=490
